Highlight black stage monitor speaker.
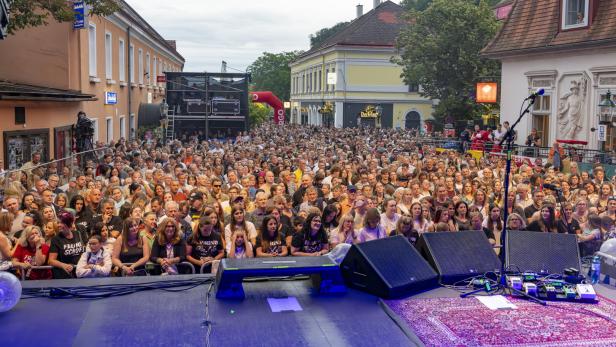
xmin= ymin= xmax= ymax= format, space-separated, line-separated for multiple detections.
xmin=418 ymin=231 xmax=502 ymax=284
xmin=340 ymin=236 xmax=438 ymax=298
xmin=506 ymin=230 xmax=581 ymax=274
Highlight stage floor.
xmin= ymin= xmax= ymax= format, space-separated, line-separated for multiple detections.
xmin=2 ymin=275 xmax=414 ymax=347
xmin=4 ymin=275 xmax=616 ymax=347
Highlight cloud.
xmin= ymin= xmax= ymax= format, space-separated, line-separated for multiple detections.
xmin=125 ymin=0 xmax=394 ymax=71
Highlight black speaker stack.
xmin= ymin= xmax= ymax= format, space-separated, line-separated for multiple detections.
xmin=339 ymin=231 xmax=581 ymax=299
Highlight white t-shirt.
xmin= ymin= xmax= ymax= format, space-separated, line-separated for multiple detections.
xmin=380 ymin=213 xmax=400 ymax=236
xmin=224 ymin=222 xmax=257 ymax=253
xmin=358 ymin=225 xmax=387 ymax=243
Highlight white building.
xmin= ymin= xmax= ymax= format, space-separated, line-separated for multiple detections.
xmin=482 ymin=0 xmax=616 ymax=150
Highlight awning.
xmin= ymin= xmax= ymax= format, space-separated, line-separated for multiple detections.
xmin=0 ymin=81 xmax=97 ymax=102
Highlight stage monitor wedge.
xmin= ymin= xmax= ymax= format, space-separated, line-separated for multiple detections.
xmin=418 ymin=230 xmax=502 ymax=284
xmin=506 ymin=230 xmax=581 ymax=274
xmin=216 ymin=256 xmax=346 ymax=299
xmin=341 ymin=236 xmax=439 ymax=298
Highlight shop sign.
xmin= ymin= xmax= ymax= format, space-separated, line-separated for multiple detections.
xmin=360 ymin=105 xmax=380 ymax=118
xmin=105 ymin=92 xmax=118 ymax=105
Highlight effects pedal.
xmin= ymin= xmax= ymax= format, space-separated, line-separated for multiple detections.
xmin=576 ymin=284 xmax=597 ymax=300
xmin=507 ymin=276 xmax=523 ymax=290
xmin=523 ymin=282 xmax=537 ymax=296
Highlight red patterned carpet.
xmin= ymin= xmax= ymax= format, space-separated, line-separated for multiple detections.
xmin=384 ymin=295 xmax=616 ymax=347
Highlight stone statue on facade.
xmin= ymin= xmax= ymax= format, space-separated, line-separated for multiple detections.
xmin=558 ymin=80 xmax=586 ymax=140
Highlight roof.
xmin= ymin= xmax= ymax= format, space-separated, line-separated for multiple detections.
xmin=482 ymin=0 xmax=616 ymax=58
xmin=0 ymin=81 xmax=97 ymax=102
xmin=118 ymin=0 xmax=185 ymax=64
xmin=295 ymin=1 xmax=406 ymax=61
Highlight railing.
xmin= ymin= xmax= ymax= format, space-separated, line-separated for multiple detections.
xmin=411 ymin=137 xmax=615 ymax=164
xmin=0 ymin=146 xmax=109 ymax=195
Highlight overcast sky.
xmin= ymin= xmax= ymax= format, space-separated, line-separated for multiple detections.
xmin=125 ymin=0 xmax=398 ymax=72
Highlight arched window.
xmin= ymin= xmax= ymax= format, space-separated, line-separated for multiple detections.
xmin=405 ymin=111 xmax=421 ymax=130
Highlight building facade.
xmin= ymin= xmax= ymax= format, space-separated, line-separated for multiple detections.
xmin=483 ymin=0 xmax=616 ymax=150
xmin=289 ymin=1 xmax=433 ymax=130
xmin=0 ymin=1 xmax=184 ymax=169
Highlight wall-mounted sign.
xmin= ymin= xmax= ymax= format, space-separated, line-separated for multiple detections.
xmin=327 ymin=72 xmax=337 ymax=85
xmin=476 ymin=82 xmax=498 ymax=103
xmin=598 ymin=124 xmax=607 ymax=142
xmin=157 ymin=75 xmax=166 ymax=83
xmin=360 ymin=105 xmax=380 ymax=118
xmin=73 ymin=1 xmax=86 ymax=29
xmin=105 ymin=92 xmax=118 ymax=105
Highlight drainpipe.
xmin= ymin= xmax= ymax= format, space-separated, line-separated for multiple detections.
xmin=127 ymin=26 xmax=132 ymax=140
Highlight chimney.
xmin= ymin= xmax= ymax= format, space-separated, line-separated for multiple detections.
xmin=166 ymin=40 xmax=177 ymax=50
xmin=374 ymin=0 xmax=381 ymax=9
xmin=356 ymin=4 xmax=363 ymax=18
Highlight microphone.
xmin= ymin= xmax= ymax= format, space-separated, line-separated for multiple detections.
xmin=526 ymin=89 xmax=545 ymax=100
xmin=543 ymin=183 xmax=561 ymax=191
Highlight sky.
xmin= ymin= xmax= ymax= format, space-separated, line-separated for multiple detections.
xmin=125 ymin=0 xmax=398 ymax=72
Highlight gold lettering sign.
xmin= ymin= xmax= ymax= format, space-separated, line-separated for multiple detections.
xmin=361 ymin=105 xmax=379 ymax=118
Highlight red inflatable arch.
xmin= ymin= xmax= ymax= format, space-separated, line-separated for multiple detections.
xmin=250 ymin=92 xmax=285 ymax=125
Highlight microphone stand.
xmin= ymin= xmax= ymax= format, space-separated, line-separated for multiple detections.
xmin=460 ymin=95 xmax=546 ymax=305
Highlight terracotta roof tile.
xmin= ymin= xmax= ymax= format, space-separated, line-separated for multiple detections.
xmin=296 ymin=1 xmax=405 ymax=60
xmin=483 ymin=0 xmax=616 ymax=57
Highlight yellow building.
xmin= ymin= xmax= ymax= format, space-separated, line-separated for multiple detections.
xmin=289 ymin=1 xmax=433 ymax=129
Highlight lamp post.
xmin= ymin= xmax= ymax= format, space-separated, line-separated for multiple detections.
xmin=599 ymin=90 xmax=615 ymax=151
xmin=375 ymin=105 xmax=383 ymax=128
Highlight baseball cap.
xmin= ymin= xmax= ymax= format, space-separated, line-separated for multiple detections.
xmin=189 ymin=192 xmax=204 ymax=201
xmin=347 ymin=185 xmax=357 ymax=193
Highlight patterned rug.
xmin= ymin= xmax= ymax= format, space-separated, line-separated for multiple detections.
xmin=383 ymin=295 xmax=616 ymax=347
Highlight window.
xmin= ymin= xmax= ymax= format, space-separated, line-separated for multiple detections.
xmin=531 ymin=94 xmax=551 ymax=146
xmin=119 ymin=39 xmax=125 ymax=82
xmin=318 ymin=70 xmax=322 ymax=91
xmin=119 ymin=116 xmax=125 ymax=139
xmin=106 ymin=118 xmax=113 ymax=143
xmin=138 ymin=49 xmax=144 ymax=84
xmin=129 ymin=44 xmax=134 ymax=83
xmin=105 ymin=32 xmax=113 ymax=79
xmin=129 ymin=114 xmax=135 ymax=140
xmin=146 ymin=53 xmax=151 ymax=84
xmin=88 ymin=24 xmax=97 ymax=77
xmin=153 ymin=57 xmax=157 ymax=85
xmin=408 ymin=84 xmax=419 ymax=93
xmin=562 ymin=0 xmax=589 ymax=29
xmin=92 ymin=119 xmax=99 ymax=142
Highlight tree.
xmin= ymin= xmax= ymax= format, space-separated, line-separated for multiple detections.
xmin=247 ymin=51 xmax=302 ymax=102
xmin=396 ymin=0 xmax=501 ymax=123
xmin=309 ymin=22 xmax=349 ymax=49
xmin=249 ymin=102 xmax=271 ymax=127
xmin=401 ymin=0 xmax=502 ymax=11
xmin=7 ymin=0 xmax=120 ymax=35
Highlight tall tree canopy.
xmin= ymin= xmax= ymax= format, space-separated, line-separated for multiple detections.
xmin=401 ymin=0 xmax=503 ymax=11
xmin=309 ymin=22 xmax=349 ymax=49
xmin=396 ymin=0 xmax=501 ymax=122
xmin=247 ymin=51 xmax=302 ymax=102
xmin=7 ymin=0 xmax=120 ymax=35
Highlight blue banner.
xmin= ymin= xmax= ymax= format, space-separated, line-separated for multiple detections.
xmin=73 ymin=1 xmax=85 ymax=29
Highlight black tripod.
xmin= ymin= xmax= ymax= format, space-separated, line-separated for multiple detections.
xmin=461 ymin=94 xmax=546 ymax=305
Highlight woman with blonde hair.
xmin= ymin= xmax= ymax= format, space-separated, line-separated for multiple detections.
xmin=330 ymin=214 xmax=357 ymax=248
xmin=43 ymin=220 xmax=58 ymax=245
xmin=150 ymin=217 xmax=186 ymax=275
xmin=11 ymin=225 xmax=52 ymax=280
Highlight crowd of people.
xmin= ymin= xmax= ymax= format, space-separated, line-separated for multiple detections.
xmin=0 ymin=123 xmax=612 ymax=280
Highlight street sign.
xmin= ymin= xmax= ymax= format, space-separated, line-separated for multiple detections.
xmin=157 ymin=75 xmax=166 ymax=83
xmin=73 ymin=1 xmax=86 ymax=30
xmin=599 ymin=124 xmax=607 ymax=142
xmin=105 ymin=92 xmax=118 ymax=105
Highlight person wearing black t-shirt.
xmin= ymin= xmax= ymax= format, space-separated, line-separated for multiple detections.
xmin=111 ymin=218 xmax=150 ymax=276
xmin=71 ymin=195 xmax=93 ymax=237
xmin=91 ymin=199 xmax=123 ymax=239
xmin=186 ymin=217 xmax=224 ymax=273
xmin=256 ymin=215 xmax=288 ymax=257
xmin=48 ymin=212 xmax=87 ymax=279
xmin=391 ymin=215 xmax=419 ymax=246
xmin=291 ymin=213 xmax=329 ymax=256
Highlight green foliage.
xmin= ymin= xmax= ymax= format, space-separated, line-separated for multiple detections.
xmin=401 ymin=0 xmax=503 ymax=11
xmin=396 ymin=0 xmax=501 ymax=123
xmin=249 ymin=102 xmax=272 ymax=127
xmin=7 ymin=0 xmax=121 ymax=34
xmin=309 ymin=21 xmax=349 ymax=49
xmin=247 ymin=51 xmax=302 ymax=102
